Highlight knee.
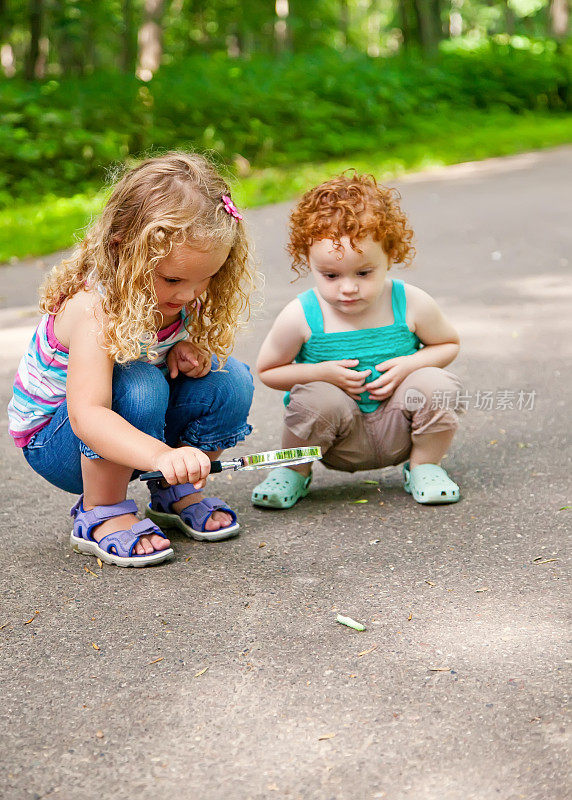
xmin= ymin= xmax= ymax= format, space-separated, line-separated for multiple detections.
xmin=288 ymin=382 xmax=353 ymax=431
xmin=209 ymin=357 xmax=254 ymax=421
xmin=112 ymin=362 xmax=169 ymax=428
xmin=401 ymin=368 xmax=464 ymax=435
xmin=401 ymin=368 xmax=463 ymax=411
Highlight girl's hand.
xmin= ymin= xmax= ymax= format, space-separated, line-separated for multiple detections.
xmin=362 ymin=356 xmax=416 ymax=401
xmin=153 ymin=446 xmax=212 ymax=488
xmin=319 ymin=359 xmax=371 ymax=400
xmin=167 ymin=341 xmax=211 ymax=379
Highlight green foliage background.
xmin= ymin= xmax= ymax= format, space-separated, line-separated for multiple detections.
xmin=1 ymin=0 xmax=571 ymax=260
xmin=2 ymin=44 xmax=570 ymax=209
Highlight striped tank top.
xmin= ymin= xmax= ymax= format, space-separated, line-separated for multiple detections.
xmin=7 ymin=309 xmax=191 ymax=448
xmin=286 ymin=279 xmax=421 ymax=413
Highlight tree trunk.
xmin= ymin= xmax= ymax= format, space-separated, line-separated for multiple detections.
xmin=0 ymin=0 xmax=8 ymax=40
xmin=366 ymin=0 xmax=382 ymax=56
xmin=83 ymin=8 xmax=98 ymax=74
xmin=400 ymin=0 xmax=420 ymax=50
xmin=449 ymin=0 xmax=463 ymax=38
xmin=413 ymin=0 xmax=440 ymax=53
xmin=275 ymin=0 xmax=290 ymax=54
xmin=121 ymin=0 xmax=137 ymax=73
xmin=432 ymin=0 xmax=444 ymax=42
xmin=137 ymin=0 xmax=165 ymax=81
xmin=340 ymin=0 xmax=349 ymax=48
xmin=504 ymin=1 xmax=516 ymax=35
xmin=550 ymin=0 xmax=569 ymax=37
xmin=24 ymin=0 xmax=43 ymax=80
xmin=0 ymin=1 xmax=14 ymax=76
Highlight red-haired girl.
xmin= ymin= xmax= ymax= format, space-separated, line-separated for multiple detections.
xmin=252 ymin=172 xmax=464 ymax=509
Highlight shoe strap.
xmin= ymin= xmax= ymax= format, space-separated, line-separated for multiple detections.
xmin=149 ymin=480 xmax=200 ymax=512
xmin=70 ymin=496 xmax=138 ymax=540
xmin=179 ymin=497 xmax=236 ymax=533
xmin=97 ymin=520 xmax=165 ymax=558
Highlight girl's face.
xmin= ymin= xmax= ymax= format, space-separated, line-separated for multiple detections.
xmin=308 ymin=236 xmax=390 ymax=315
xmin=153 ymin=242 xmax=230 ymax=319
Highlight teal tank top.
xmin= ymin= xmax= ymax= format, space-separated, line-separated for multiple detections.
xmin=285 ymin=279 xmax=421 ymax=413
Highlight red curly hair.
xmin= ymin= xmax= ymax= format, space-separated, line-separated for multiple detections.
xmin=287 ymin=172 xmax=415 ymax=277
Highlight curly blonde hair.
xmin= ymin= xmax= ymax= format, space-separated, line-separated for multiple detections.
xmin=287 ymin=171 xmax=415 ymax=277
xmin=40 ymin=152 xmax=255 ymax=365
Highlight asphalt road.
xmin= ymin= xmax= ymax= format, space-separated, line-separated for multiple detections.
xmin=1 ymin=148 xmax=570 ymax=800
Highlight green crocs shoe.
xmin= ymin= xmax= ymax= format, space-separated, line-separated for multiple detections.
xmin=251 ymin=467 xmax=312 ymax=509
xmin=403 ymin=462 xmax=460 ymax=504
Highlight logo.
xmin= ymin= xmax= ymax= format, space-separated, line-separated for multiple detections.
xmin=404 ymin=388 xmax=426 ymax=411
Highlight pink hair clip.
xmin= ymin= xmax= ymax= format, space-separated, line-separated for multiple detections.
xmin=221 ymin=194 xmax=243 ymax=221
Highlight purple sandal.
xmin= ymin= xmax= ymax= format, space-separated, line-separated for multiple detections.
xmin=145 ymin=480 xmax=240 ymax=542
xmin=70 ymin=496 xmax=174 ymax=567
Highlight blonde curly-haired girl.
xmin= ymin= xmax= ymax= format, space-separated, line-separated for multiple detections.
xmin=8 ymin=152 xmax=256 ymax=567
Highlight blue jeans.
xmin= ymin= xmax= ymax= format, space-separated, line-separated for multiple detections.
xmin=23 ymin=357 xmax=254 ymax=495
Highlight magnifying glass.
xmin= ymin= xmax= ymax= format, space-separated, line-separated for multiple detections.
xmin=139 ymin=446 xmax=322 ymax=481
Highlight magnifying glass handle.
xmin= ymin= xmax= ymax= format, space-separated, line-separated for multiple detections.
xmin=139 ymin=461 xmax=223 ymax=481
xmin=139 ymin=471 xmax=163 ymax=480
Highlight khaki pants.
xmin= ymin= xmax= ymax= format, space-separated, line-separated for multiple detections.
xmin=284 ymin=367 xmax=464 ymax=473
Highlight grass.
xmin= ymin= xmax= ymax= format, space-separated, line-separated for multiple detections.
xmin=0 ymin=192 xmax=108 ymax=263
xmin=1 ymin=110 xmax=571 ymax=264
xmin=233 ymin=111 xmax=572 ymax=207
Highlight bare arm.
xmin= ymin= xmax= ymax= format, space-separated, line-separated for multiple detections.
xmin=257 ymin=300 xmax=318 ymax=390
xmin=257 ymin=300 xmax=370 ymax=398
xmin=404 ymin=284 xmax=460 ymax=368
xmin=65 ymin=295 xmax=210 ymax=485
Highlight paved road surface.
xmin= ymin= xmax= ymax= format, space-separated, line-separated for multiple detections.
xmin=1 ymin=148 xmax=570 ymax=800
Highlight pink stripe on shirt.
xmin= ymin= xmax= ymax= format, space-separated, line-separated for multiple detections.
xmin=45 ymin=314 xmax=69 ymax=353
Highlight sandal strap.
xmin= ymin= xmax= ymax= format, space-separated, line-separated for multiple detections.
xmin=148 ymin=480 xmax=200 ymax=513
xmin=180 ymin=497 xmax=237 ymax=533
xmin=98 ymin=519 xmax=166 ymax=558
xmin=70 ymin=496 xmax=138 ymax=541
xmin=131 ymin=519 xmax=167 ymax=538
